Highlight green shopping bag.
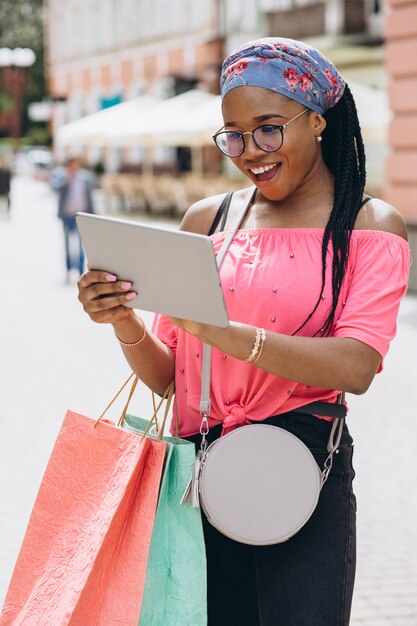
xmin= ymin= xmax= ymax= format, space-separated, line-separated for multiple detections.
xmin=122 ymin=386 xmax=207 ymax=626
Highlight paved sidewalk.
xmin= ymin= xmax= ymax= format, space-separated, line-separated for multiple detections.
xmin=348 ymin=288 xmax=417 ymax=625
xmin=0 ymin=176 xmax=416 ymax=624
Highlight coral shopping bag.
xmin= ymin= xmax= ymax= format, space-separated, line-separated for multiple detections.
xmin=0 ymin=375 xmax=168 ymax=626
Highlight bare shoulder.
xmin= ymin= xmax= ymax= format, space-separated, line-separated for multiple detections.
xmin=180 ymin=187 xmax=250 ymax=234
xmin=179 ymin=193 xmax=228 ymax=235
xmin=354 ymin=197 xmax=408 ymax=241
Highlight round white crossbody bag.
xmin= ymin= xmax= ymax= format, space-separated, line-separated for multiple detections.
xmin=181 ymin=399 xmax=345 ymax=545
xmin=180 ymin=187 xmax=346 ymax=545
xmin=200 ymin=424 xmax=322 ymax=545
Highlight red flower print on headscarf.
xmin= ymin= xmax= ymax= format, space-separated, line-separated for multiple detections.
xmin=327 ymin=76 xmax=340 ymax=103
xmin=329 ymin=75 xmax=339 ymax=97
xmin=274 ymin=43 xmax=290 ymax=54
xmin=283 ymin=68 xmax=299 ymax=87
xmin=226 ymin=59 xmax=249 ymax=76
xmin=324 ymin=67 xmax=333 ymax=83
xmin=299 ymin=73 xmax=312 ymax=92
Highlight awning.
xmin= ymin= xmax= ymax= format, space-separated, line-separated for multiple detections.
xmin=56 ymin=94 xmax=159 ymax=146
xmin=101 ymin=89 xmax=222 ymax=147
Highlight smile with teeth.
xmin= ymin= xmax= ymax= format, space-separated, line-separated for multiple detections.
xmin=249 ymin=163 xmax=279 ymax=175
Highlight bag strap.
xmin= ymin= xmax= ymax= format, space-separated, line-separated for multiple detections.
xmin=199 ymin=185 xmax=346 ymax=479
xmin=200 ymin=186 xmax=257 ymax=418
xmin=208 ymin=192 xmax=234 ymax=236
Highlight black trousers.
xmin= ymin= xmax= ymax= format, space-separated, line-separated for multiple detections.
xmin=184 ymin=412 xmax=356 ymax=626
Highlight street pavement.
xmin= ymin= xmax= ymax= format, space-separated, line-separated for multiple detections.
xmin=0 ymin=175 xmax=416 ymax=624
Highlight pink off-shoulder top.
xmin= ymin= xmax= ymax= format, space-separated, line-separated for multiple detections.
xmin=153 ymin=228 xmax=410 ymax=437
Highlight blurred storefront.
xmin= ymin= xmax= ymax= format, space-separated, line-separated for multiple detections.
xmin=46 ymin=0 xmax=224 ymax=169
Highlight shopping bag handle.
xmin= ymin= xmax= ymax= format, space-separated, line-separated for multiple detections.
xmin=94 ymin=373 xmax=175 ymax=440
xmin=118 ymin=376 xmax=175 ymax=439
xmin=94 ymin=372 xmax=137 ymax=427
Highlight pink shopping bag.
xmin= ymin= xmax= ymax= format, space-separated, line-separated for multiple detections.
xmin=0 ymin=409 xmax=166 ymax=626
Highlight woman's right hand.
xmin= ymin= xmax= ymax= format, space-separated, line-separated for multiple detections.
xmin=77 ymin=270 xmax=137 ymax=324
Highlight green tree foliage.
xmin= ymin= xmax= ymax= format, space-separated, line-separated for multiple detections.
xmin=0 ymin=0 xmax=45 ymax=130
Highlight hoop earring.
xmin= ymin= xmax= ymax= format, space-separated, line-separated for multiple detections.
xmin=315 ymin=135 xmax=322 ymax=144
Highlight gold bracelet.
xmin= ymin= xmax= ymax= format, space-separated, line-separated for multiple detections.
xmin=245 ymin=327 xmax=266 ymax=364
xmin=116 ymin=316 xmax=147 ymax=347
xmin=252 ymin=328 xmax=267 ymax=364
xmin=245 ymin=327 xmax=261 ymax=363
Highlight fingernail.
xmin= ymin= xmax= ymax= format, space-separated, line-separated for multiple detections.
xmin=125 ymin=291 xmax=137 ymax=300
xmin=106 ymin=274 xmax=117 ymax=282
xmin=121 ymin=281 xmax=132 ymax=290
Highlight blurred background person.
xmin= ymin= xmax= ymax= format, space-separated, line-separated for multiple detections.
xmin=0 ymin=157 xmax=11 ymax=216
xmin=51 ymin=157 xmax=95 ymax=283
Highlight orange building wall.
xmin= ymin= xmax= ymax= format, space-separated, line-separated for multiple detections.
xmin=121 ymin=60 xmax=134 ymax=85
xmin=385 ymin=0 xmax=417 ymax=224
xmin=385 ymin=0 xmax=417 ymax=289
xmin=168 ymin=49 xmax=184 ymax=76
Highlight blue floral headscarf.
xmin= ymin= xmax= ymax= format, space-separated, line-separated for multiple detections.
xmin=220 ymin=38 xmax=345 ymax=114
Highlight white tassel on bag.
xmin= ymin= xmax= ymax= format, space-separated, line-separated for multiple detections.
xmin=180 ymin=450 xmax=203 ymax=508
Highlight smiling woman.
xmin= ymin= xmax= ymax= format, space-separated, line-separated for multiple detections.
xmin=77 ymin=37 xmax=410 ymax=626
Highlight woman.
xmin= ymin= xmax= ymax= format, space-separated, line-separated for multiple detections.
xmin=78 ymin=38 xmax=410 ymax=625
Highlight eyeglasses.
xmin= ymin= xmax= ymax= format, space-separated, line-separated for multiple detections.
xmin=212 ymin=108 xmax=310 ymax=158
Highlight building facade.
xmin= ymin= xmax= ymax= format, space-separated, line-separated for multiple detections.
xmin=385 ymin=0 xmax=417 ymax=220
xmin=47 ymin=0 xmax=225 ymax=170
xmin=47 ymin=0 xmax=223 ymax=128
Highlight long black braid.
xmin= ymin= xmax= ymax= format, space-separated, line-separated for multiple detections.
xmin=292 ymin=84 xmax=366 ymax=337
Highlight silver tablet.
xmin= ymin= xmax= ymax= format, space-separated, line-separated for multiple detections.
xmin=76 ymin=212 xmax=229 ymax=327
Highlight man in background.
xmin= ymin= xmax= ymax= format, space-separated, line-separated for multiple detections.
xmin=51 ymin=158 xmax=95 ymax=283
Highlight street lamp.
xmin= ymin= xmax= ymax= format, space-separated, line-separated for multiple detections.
xmin=0 ymin=47 xmax=36 ymax=139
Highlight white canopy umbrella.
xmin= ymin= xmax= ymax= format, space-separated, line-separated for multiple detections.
xmin=101 ymin=89 xmax=219 ymax=148
xmin=145 ymin=94 xmax=223 ymax=147
xmin=56 ymin=94 xmax=159 ymax=146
